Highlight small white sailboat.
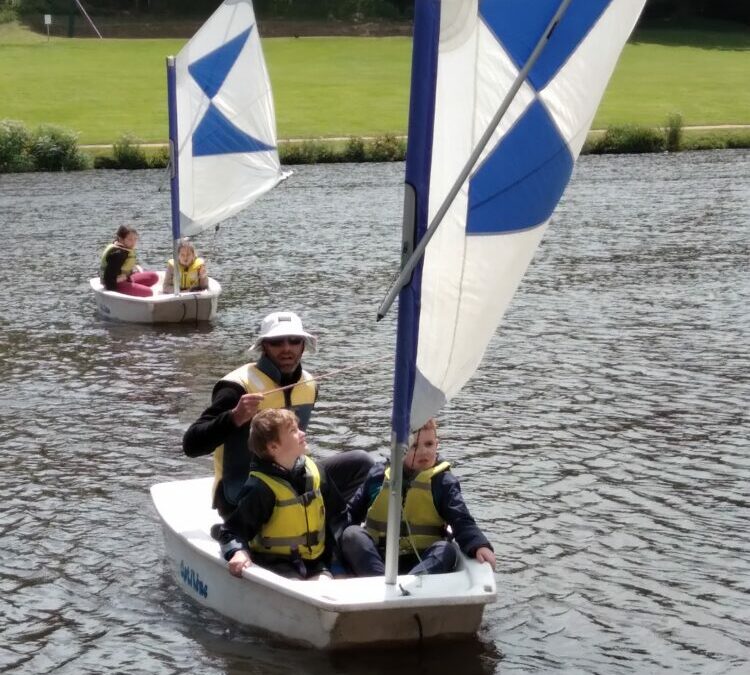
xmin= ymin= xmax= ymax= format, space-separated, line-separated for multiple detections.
xmin=152 ymin=0 xmax=646 ymax=648
xmin=91 ymin=0 xmax=286 ymax=323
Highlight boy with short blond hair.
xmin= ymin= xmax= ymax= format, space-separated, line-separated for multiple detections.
xmin=340 ymin=418 xmax=496 ymax=576
xmin=217 ymin=408 xmax=332 ymax=579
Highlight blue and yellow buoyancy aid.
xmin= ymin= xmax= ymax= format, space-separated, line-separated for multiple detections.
xmin=365 ymin=462 xmax=450 ymax=555
xmin=100 ymin=243 xmax=136 ymax=279
xmin=249 ymin=456 xmax=325 ymax=560
xmin=213 ymin=363 xmax=318 ymax=504
xmin=167 ymin=256 xmax=204 ymax=290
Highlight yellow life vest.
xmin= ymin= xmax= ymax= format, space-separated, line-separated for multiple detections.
xmin=167 ymin=256 xmax=204 ymax=290
xmin=365 ymin=461 xmax=450 ymax=555
xmin=249 ymin=456 xmax=326 ymax=560
xmin=100 ymin=243 xmax=136 ymax=278
xmin=212 ymin=363 xmax=318 ymax=505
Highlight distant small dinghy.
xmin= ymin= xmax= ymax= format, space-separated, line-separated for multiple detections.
xmin=91 ymin=0 xmax=287 ymax=324
xmin=89 ymin=272 xmax=221 ymax=324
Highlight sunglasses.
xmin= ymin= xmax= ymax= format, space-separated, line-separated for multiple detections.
xmin=265 ymin=337 xmax=304 ymax=347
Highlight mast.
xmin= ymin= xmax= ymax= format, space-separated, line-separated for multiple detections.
xmin=385 ymin=0 xmax=442 ymax=585
xmin=166 ymin=56 xmax=181 ymax=297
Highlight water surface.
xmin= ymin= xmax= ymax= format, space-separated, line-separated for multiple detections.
xmin=0 ymin=150 xmax=748 ymax=673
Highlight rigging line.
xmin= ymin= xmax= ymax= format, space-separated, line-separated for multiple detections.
xmin=376 ymin=0 xmax=574 ymax=321
xmin=259 ymin=355 xmax=391 ymax=396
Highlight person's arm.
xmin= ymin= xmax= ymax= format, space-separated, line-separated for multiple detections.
xmin=197 ymin=263 xmax=208 ymax=290
xmin=163 ymin=262 xmax=174 ymax=293
xmin=217 ymin=479 xmax=276 ymax=576
xmin=182 ymin=383 xmax=245 ymax=457
xmin=435 ymin=472 xmax=495 ymax=567
xmin=345 ymin=463 xmax=385 ymax=526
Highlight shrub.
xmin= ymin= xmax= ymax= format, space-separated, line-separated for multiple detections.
xmin=665 ymin=112 xmax=683 ymax=152
xmin=148 ymin=147 xmax=170 ymax=169
xmin=112 ymin=133 xmax=149 ymax=169
xmin=368 ymin=133 xmax=406 ymax=161
xmin=280 ymin=140 xmax=335 ymax=164
xmin=0 ymin=119 xmax=33 ymax=172
xmin=342 ymin=136 xmax=366 ymax=162
xmin=28 ymin=124 xmax=89 ymax=171
xmin=589 ymin=125 xmax=665 ymax=154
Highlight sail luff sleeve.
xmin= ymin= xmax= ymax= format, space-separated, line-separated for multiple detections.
xmin=390 ymin=0 xmax=442 ymax=445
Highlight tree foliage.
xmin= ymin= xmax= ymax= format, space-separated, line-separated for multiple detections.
xmin=12 ymin=0 xmax=749 ymax=24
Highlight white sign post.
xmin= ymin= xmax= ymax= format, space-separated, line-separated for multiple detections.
xmin=44 ymin=14 xmax=51 ymax=41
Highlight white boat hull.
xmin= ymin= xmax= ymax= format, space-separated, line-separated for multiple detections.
xmin=151 ymin=477 xmax=497 ymax=649
xmin=90 ymin=272 xmax=221 ymax=323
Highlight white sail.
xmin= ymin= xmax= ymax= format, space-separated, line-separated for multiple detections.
xmin=396 ymin=0 xmax=646 ymax=431
xmin=174 ymin=0 xmax=284 ymax=237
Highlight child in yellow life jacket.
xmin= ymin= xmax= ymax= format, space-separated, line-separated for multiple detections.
xmin=216 ymin=408 xmax=332 ymax=580
xmin=340 ymin=418 xmax=496 ymax=576
xmin=100 ymin=225 xmax=158 ymax=297
xmin=162 ymin=238 xmax=208 ymax=293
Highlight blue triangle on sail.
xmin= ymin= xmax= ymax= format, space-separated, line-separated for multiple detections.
xmin=481 ymin=0 xmax=611 ymax=91
xmin=188 ymin=26 xmax=253 ymax=100
xmin=192 ymin=102 xmax=275 ymax=157
xmin=466 ymin=98 xmax=573 ymax=234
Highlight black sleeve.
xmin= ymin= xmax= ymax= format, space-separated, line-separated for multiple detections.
xmin=182 ymin=382 xmax=246 ymax=458
xmin=434 ymin=472 xmax=493 ymax=557
xmin=102 ymin=247 xmax=127 ymax=290
xmin=217 ymin=478 xmax=276 ymax=560
xmin=345 ymin=464 xmax=385 ymax=526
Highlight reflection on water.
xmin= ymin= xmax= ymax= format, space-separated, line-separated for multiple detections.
xmin=0 ymin=150 xmax=748 ymax=674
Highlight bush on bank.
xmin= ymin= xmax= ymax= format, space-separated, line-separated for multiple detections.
xmin=0 ymin=119 xmax=89 ymax=172
xmin=2 ymin=117 xmax=750 ymax=174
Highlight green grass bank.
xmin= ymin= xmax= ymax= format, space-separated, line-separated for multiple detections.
xmin=1 ymin=20 xmax=748 ymax=167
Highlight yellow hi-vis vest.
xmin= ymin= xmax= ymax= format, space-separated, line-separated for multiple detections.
xmin=167 ymin=256 xmax=204 ymax=290
xmin=100 ymin=243 xmax=136 ymax=278
xmin=249 ymin=456 xmax=325 ymax=560
xmin=365 ymin=461 xmax=450 ymax=555
xmin=212 ymin=363 xmax=317 ymax=504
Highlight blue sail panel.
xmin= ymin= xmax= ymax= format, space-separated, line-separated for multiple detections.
xmin=467 ymin=99 xmax=574 ymax=234
xmin=188 ymin=27 xmax=252 ymax=99
xmin=481 ymin=0 xmax=612 ymax=91
xmin=192 ymin=102 xmax=275 ymax=157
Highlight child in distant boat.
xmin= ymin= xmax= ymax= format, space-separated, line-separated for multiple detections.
xmin=99 ymin=225 xmax=159 ymax=297
xmin=340 ymin=418 xmax=496 ymax=576
xmin=163 ymin=238 xmax=209 ymax=294
xmin=215 ymin=408 xmax=333 ymax=580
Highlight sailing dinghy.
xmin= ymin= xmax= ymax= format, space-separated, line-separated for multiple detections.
xmin=152 ymin=0 xmax=645 ymax=648
xmin=91 ymin=0 xmax=286 ymax=323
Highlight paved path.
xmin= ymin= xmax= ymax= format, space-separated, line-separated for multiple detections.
xmin=80 ymin=125 xmax=750 ymax=150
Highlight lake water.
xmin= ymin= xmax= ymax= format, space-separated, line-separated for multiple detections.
xmin=1 ymin=150 xmax=748 ymax=674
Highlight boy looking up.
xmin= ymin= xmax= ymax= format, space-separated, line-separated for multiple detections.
xmin=218 ymin=408 xmax=331 ymax=580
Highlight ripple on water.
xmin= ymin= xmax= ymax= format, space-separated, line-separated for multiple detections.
xmin=0 ymin=152 xmax=748 ymax=673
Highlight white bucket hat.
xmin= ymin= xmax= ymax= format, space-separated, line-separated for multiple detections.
xmin=248 ymin=311 xmax=318 ymax=356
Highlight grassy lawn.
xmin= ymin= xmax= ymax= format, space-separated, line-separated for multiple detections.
xmin=0 ymin=21 xmax=748 ymax=145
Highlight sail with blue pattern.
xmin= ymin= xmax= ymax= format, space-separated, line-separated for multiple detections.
xmin=170 ymin=0 xmax=286 ymax=238
xmin=391 ymin=0 xmax=646 ymax=442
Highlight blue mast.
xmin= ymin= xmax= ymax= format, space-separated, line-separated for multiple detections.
xmin=384 ymin=0 xmax=441 ymax=585
xmin=166 ymin=56 xmax=181 ymax=296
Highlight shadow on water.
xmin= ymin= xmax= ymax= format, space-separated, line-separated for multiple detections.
xmin=191 ymin=623 xmax=503 ymax=675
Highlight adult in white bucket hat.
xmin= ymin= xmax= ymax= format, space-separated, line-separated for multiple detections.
xmin=183 ymin=311 xmax=373 ymax=521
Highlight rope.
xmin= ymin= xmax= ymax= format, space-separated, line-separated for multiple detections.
xmin=260 ymin=355 xmax=391 ymax=396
